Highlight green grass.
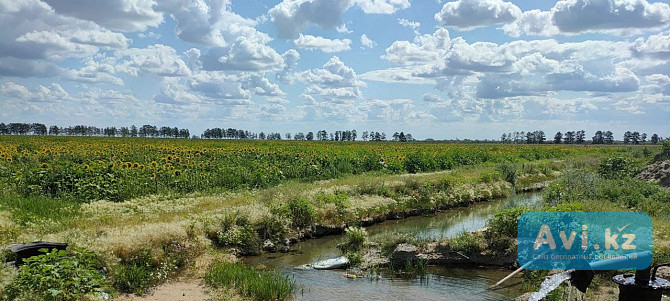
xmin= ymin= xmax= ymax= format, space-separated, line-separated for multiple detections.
xmin=204 ymin=262 xmax=296 ymax=301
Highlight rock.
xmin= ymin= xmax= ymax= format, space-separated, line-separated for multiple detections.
xmin=263 ymin=240 xmax=276 ymax=252
xmin=390 ymin=244 xmax=418 ymax=262
xmin=312 ymin=224 xmax=344 ymax=237
xmin=279 ymin=246 xmax=291 ymax=253
xmin=656 ymin=266 xmax=670 ymax=279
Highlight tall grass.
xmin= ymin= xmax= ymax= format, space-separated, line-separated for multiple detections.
xmin=204 ymin=262 xmax=296 ymax=301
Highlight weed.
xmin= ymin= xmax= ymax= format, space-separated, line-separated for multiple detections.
xmin=204 ymin=261 xmax=296 ymax=301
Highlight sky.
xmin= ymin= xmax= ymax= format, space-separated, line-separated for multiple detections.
xmin=1 ymin=0 xmax=669 ymax=140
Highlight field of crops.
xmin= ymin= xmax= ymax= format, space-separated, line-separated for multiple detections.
xmin=0 ymin=136 xmax=626 ymax=204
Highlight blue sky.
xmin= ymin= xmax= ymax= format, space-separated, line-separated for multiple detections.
xmin=1 ymin=0 xmax=669 ymax=139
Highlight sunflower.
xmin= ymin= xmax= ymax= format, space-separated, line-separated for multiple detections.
xmin=41 ymin=163 xmax=49 ymax=169
xmin=132 ymin=162 xmax=140 ymax=168
xmin=83 ymin=164 xmax=90 ymax=170
xmin=151 ymin=172 xmax=157 ymax=179
xmin=173 ymin=170 xmax=182 ymax=176
xmin=151 ymin=161 xmax=157 ymax=167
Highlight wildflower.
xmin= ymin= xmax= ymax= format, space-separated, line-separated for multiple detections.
xmin=41 ymin=163 xmax=49 ymax=168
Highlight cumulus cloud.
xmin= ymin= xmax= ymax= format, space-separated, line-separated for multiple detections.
xmin=270 ymin=0 xmax=410 ymax=39
xmin=116 ymin=44 xmax=191 ymax=77
xmin=382 ymin=28 xmax=451 ymax=65
xmin=504 ymin=0 xmax=670 ymax=37
xmin=631 ymin=31 xmax=670 ymax=59
xmin=44 ymin=0 xmax=163 ymax=32
xmin=200 ymin=39 xmax=285 ymax=72
xmin=360 ymin=34 xmax=376 ymax=48
xmin=0 ymin=0 xmax=129 ymax=76
xmin=294 ymin=34 xmax=352 ymax=53
xmin=269 ymin=0 xmax=354 ymax=39
xmin=298 ymin=56 xmax=366 ymax=102
xmin=0 ymin=82 xmax=69 ymax=102
xmin=64 ymin=57 xmax=124 ymax=85
xmin=355 ymin=0 xmax=410 ymax=14
xmin=552 ymin=0 xmax=670 ymax=34
xmin=398 ymin=18 xmax=420 ymax=29
xmin=435 ymin=0 xmax=521 ymax=30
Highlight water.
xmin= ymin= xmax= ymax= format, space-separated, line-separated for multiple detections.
xmin=245 ymin=192 xmax=543 ymax=301
xmin=529 ymin=270 xmax=573 ymax=301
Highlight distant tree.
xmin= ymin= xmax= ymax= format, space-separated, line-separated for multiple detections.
xmin=31 ymin=123 xmax=47 ymax=135
xmin=405 ymin=133 xmax=413 ymax=141
xmin=651 ymin=134 xmax=660 ymax=144
xmin=501 ymin=133 xmax=507 ymax=143
xmin=306 ymin=132 xmax=314 ymax=141
xmin=48 ymin=125 xmax=60 ymax=136
xmin=632 ymin=131 xmax=641 ymax=145
xmin=564 ymin=131 xmax=575 ymax=144
xmin=0 ymin=123 xmax=7 ymax=135
xmin=623 ymin=131 xmax=632 ymax=144
xmin=399 ymin=132 xmax=406 ymax=142
xmin=130 ymin=125 xmax=138 ymax=137
xmin=351 ymin=129 xmax=357 ymax=141
xmin=285 ymin=133 xmax=291 ymax=140
xmin=575 ymin=130 xmax=586 ymax=144
xmin=361 ymin=131 xmax=368 ymax=141
xmin=554 ymin=132 xmax=562 ymax=144
xmin=592 ymin=131 xmax=604 ymax=144
xmin=604 ymin=131 xmax=614 ymax=144
xmin=641 ymin=133 xmax=647 ymax=144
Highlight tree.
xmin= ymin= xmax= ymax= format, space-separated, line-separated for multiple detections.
xmin=604 ymin=131 xmax=614 ymax=144
xmin=641 ymin=133 xmax=647 ymax=144
xmin=48 ymin=125 xmax=60 ymax=136
xmin=623 ymin=131 xmax=631 ymax=144
xmin=554 ymin=132 xmax=562 ymax=144
xmin=130 ymin=125 xmax=138 ymax=137
xmin=0 ymin=123 xmax=7 ymax=135
xmin=651 ymin=134 xmax=660 ymax=144
xmin=351 ymin=129 xmax=357 ymax=141
xmin=564 ymin=131 xmax=575 ymax=144
xmin=361 ymin=131 xmax=368 ymax=141
xmin=575 ymin=130 xmax=585 ymax=144
xmin=306 ymin=132 xmax=314 ymax=141
xmin=592 ymin=131 xmax=603 ymax=144
xmin=31 ymin=123 xmax=47 ymax=135
xmin=632 ymin=131 xmax=640 ymax=145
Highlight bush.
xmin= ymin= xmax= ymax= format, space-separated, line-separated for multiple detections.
xmin=598 ymin=157 xmax=635 ymax=179
xmin=286 ymin=197 xmax=316 ymax=228
xmin=4 ymin=248 xmax=107 ymax=301
xmin=447 ymin=232 xmax=485 ymax=254
xmin=204 ymin=262 xmax=296 ymax=301
xmin=338 ymin=226 xmax=367 ymax=254
xmin=255 ymin=214 xmax=289 ymax=245
xmin=486 ymin=206 xmax=531 ymax=238
xmin=208 ymin=214 xmax=261 ymax=255
xmin=497 ymin=162 xmax=518 ymax=187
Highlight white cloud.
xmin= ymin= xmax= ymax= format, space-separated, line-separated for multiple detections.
xmin=64 ymin=57 xmax=124 ymax=85
xmin=270 ymin=0 xmax=410 ymax=39
xmin=0 ymin=0 xmax=129 ymax=77
xmin=382 ymin=28 xmax=451 ymax=65
xmin=398 ymin=18 xmax=420 ymax=29
xmin=502 ymin=10 xmax=559 ymax=37
xmin=552 ymin=0 xmax=670 ymax=34
xmin=44 ymin=0 xmax=164 ymax=32
xmin=631 ymin=31 xmax=670 ymax=59
xmin=298 ymin=56 xmax=366 ymax=102
xmin=116 ymin=44 xmax=191 ymax=77
xmin=294 ymin=34 xmax=352 ymax=53
xmin=269 ymin=0 xmax=354 ymax=39
xmin=360 ymin=34 xmax=376 ymax=48
xmin=435 ymin=0 xmax=521 ymax=30
xmin=422 ymin=93 xmax=445 ymax=102
xmin=504 ymin=0 xmax=670 ymax=37
xmin=200 ymin=38 xmax=285 ymax=72
xmin=355 ymin=0 xmax=410 ymax=14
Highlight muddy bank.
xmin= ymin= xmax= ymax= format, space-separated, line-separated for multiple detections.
xmin=636 ymin=159 xmax=670 ymax=187
xmin=388 ymin=242 xmax=517 ymax=268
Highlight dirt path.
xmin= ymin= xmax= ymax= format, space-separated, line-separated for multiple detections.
xmin=117 ymin=279 xmax=211 ymax=301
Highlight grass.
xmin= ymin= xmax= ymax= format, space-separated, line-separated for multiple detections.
xmin=204 ymin=261 xmax=296 ymax=301
xmin=0 ymin=142 xmax=651 ymax=299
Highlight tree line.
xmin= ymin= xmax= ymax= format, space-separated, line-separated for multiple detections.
xmin=0 ymin=123 xmax=190 ymax=138
xmin=200 ymin=128 xmax=415 ymax=142
xmin=501 ymin=130 xmax=662 ymax=144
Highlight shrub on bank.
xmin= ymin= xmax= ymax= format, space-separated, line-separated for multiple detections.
xmin=3 ymin=248 xmax=108 ymax=301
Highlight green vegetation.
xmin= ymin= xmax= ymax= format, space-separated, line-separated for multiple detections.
xmin=0 ymin=136 xmax=656 ymax=299
xmin=3 ymin=248 xmax=107 ymax=301
xmin=204 ymin=262 xmax=296 ymax=301
xmin=338 ymin=226 xmax=368 ymax=266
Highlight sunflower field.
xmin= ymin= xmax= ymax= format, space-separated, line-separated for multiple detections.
xmin=0 ymin=136 xmax=631 ymax=203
